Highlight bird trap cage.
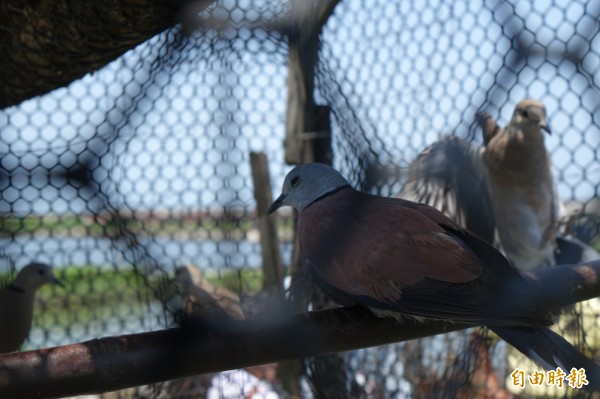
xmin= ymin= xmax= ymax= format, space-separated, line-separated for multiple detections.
xmin=0 ymin=0 xmax=599 ymax=398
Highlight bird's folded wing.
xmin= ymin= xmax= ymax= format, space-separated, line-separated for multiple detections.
xmin=300 ymin=191 xmax=549 ymax=327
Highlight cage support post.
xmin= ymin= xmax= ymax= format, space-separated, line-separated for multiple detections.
xmin=250 ymin=151 xmax=285 ymax=294
xmin=283 ymin=1 xmax=341 ymax=396
xmin=250 ymin=151 xmax=300 ymax=397
xmin=284 ymin=0 xmax=339 ymax=165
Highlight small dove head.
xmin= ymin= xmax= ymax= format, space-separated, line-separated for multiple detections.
xmin=511 ymin=98 xmax=551 ymax=135
xmin=174 ymin=264 xmax=202 ymax=289
xmin=14 ymin=262 xmax=63 ymax=292
xmin=268 ymin=163 xmax=351 ymax=213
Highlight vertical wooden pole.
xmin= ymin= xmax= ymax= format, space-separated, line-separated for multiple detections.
xmin=250 ymin=151 xmax=302 ymax=398
xmin=284 ymin=0 xmax=339 ymax=166
xmin=249 ymin=151 xmax=284 ymax=294
xmin=282 ymin=1 xmax=345 ymax=398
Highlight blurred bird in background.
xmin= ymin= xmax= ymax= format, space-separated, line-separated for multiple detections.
xmin=100 ymin=264 xmax=281 ymax=399
xmin=174 ymin=263 xmax=245 ymax=321
xmin=397 ymin=135 xmax=496 ymax=245
xmin=480 ymin=99 xmax=560 ymax=270
xmin=168 ymin=264 xmax=281 ymax=399
xmin=0 ymin=262 xmax=63 ymax=354
xmin=398 ymin=98 xmax=598 ymax=268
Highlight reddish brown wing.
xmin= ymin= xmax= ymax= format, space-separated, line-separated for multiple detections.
xmin=298 ymin=188 xmax=547 ymax=327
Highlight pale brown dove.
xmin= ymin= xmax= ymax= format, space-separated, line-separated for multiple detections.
xmin=168 ymin=265 xmax=280 ymax=398
xmin=0 ymin=262 xmax=63 ymax=353
xmin=481 ymin=98 xmax=562 ymax=270
xmin=174 ymin=264 xmax=245 ymax=320
xmin=399 ymin=99 xmax=581 ymax=271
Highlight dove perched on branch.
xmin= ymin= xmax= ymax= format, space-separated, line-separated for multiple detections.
xmin=174 ymin=264 xmax=245 ymax=321
xmin=268 ymin=163 xmax=600 ymax=388
xmin=170 ymin=265 xmax=280 ymax=398
xmin=0 ymin=262 xmax=63 ymax=354
xmin=480 ymin=99 xmax=562 ymax=270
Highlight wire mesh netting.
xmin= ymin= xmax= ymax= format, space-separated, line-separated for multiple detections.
xmin=1 ymin=0 xmax=599 ymax=398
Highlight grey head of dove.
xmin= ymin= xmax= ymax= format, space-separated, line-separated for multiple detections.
xmin=0 ymin=262 xmax=63 ymax=353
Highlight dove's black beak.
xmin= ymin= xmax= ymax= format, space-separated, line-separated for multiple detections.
xmin=540 ymin=121 xmax=551 ymax=135
xmin=268 ymin=194 xmax=285 ymax=215
xmin=53 ymin=276 xmax=65 ymax=288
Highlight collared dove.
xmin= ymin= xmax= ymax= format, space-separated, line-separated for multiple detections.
xmin=174 ymin=264 xmax=245 ymax=320
xmin=0 ymin=262 xmax=63 ymax=353
xmin=166 ymin=265 xmax=280 ymax=398
xmin=268 ymin=163 xmax=600 ymax=389
xmin=481 ymin=99 xmax=561 ymax=270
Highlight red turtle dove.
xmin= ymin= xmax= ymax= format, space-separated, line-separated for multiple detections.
xmin=269 ymin=163 xmax=600 ymax=387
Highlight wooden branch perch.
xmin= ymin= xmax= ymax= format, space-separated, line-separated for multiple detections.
xmin=1 ymin=260 xmax=600 ymax=398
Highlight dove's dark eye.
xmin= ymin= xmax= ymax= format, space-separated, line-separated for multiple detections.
xmin=521 ymin=109 xmax=529 ymax=118
xmin=38 ymin=269 xmax=45 ymax=275
xmin=291 ymin=176 xmax=299 ymax=186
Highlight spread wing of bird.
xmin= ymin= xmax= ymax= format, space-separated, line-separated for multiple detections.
xmin=397 ymin=136 xmax=496 ymax=244
xmin=398 ymin=109 xmax=593 ymax=268
xmin=298 ymin=188 xmax=550 ymax=328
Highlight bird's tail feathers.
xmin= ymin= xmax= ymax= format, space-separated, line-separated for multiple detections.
xmin=492 ymin=326 xmax=600 ymax=391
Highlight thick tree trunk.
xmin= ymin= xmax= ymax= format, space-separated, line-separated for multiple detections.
xmin=0 ymin=0 xmax=214 ymax=109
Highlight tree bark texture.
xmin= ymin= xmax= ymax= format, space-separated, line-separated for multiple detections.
xmin=0 ymin=0 xmax=206 ymax=109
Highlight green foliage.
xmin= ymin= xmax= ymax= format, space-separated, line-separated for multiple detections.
xmin=28 ymin=264 xmax=264 ymax=331
xmin=204 ymin=267 xmax=263 ymax=293
xmin=0 ymin=214 xmax=295 ymax=238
